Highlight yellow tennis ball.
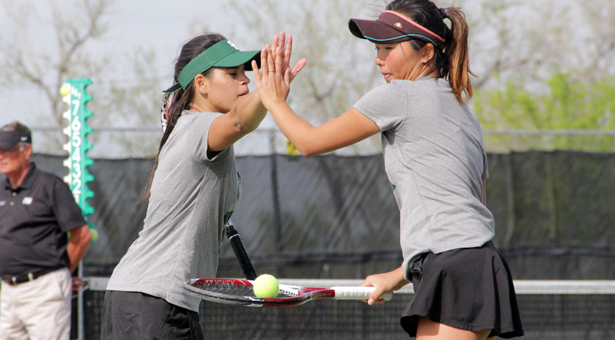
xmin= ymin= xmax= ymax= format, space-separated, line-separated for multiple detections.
xmin=60 ymin=85 xmax=70 ymax=97
xmin=253 ymin=274 xmax=279 ymax=298
xmin=90 ymin=229 xmax=98 ymax=241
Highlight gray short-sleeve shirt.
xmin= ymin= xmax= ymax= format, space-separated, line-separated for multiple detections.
xmin=106 ymin=111 xmax=240 ymax=311
xmin=354 ymin=77 xmax=495 ymax=279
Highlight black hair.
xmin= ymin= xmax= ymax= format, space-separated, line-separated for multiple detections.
xmin=140 ymin=33 xmax=226 ymax=203
xmin=386 ymin=0 xmax=474 ymax=103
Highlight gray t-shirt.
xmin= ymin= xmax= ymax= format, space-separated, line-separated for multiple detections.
xmin=106 ymin=111 xmax=240 ymax=311
xmin=354 ymin=77 xmax=495 ymax=280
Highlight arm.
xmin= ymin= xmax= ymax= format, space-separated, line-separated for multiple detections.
xmin=66 ymin=225 xmax=91 ymax=273
xmin=208 ymin=33 xmax=307 ymax=153
xmin=361 ymin=266 xmax=409 ymax=305
xmin=207 ymin=90 xmax=267 ymax=153
xmin=255 ymin=43 xmax=380 ymax=156
xmin=268 ymin=104 xmax=379 ymax=157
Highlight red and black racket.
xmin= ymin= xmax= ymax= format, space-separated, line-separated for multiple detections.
xmin=225 ymin=221 xmax=257 ymax=280
xmin=184 ymin=278 xmax=392 ymax=307
xmin=199 ymin=222 xmax=392 ymax=307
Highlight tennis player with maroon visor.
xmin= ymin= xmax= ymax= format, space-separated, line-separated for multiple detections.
xmin=255 ymin=0 xmax=524 ymax=339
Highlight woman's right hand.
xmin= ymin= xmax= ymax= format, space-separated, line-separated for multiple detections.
xmin=270 ymin=31 xmax=307 ymax=86
xmin=253 ymin=33 xmax=306 ymax=108
xmin=271 ymin=32 xmax=307 ymax=86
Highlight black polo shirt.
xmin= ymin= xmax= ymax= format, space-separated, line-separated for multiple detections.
xmin=0 ymin=163 xmax=86 ymax=277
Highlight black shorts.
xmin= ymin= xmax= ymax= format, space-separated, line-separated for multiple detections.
xmin=400 ymin=242 xmax=524 ymax=338
xmin=101 ymin=290 xmax=204 ymax=340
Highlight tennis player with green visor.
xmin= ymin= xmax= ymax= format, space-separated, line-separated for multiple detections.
xmin=101 ymin=33 xmax=305 ymax=339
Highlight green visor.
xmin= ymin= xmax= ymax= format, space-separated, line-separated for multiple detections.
xmin=164 ymin=40 xmax=260 ymax=93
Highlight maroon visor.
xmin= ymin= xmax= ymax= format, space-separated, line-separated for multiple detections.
xmin=349 ymin=11 xmax=446 ymax=50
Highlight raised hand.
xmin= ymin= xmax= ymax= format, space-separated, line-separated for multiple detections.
xmin=252 ymin=32 xmax=306 ymax=106
xmin=271 ymin=32 xmax=307 ymax=86
xmin=252 ymin=42 xmax=291 ymax=107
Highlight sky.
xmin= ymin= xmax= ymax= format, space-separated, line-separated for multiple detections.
xmin=0 ymin=0 xmax=231 ymax=127
xmin=1 ymin=0 xmax=605 ymax=157
xmin=1 ymin=0 xmax=386 ymax=157
xmin=0 ymin=0 xmax=303 ymax=156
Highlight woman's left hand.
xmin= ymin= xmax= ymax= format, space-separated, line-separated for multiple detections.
xmin=361 ymin=267 xmax=409 ymax=305
xmin=253 ymin=33 xmax=305 ymax=108
xmin=272 ymin=32 xmax=307 ymax=86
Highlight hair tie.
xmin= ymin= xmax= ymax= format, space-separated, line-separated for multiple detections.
xmin=439 ymin=7 xmax=448 ymax=19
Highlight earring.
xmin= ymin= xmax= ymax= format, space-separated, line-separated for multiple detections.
xmin=423 ymin=60 xmax=428 ymax=63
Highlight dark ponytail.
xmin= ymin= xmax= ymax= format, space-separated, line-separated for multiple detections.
xmin=441 ymin=7 xmax=474 ymax=103
xmin=139 ymin=33 xmax=226 ymax=203
xmin=386 ymin=0 xmax=474 ymax=103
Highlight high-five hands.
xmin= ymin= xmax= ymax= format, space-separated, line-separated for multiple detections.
xmin=253 ymin=32 xmax=307 ymax=107
xmin=274 ymin=32 xmax=307 ymax=85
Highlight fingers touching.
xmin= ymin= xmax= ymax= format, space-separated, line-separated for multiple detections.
xmin=254 ymin=32 xmax=307 ymax=86
xmin=252 ymin=32 xmax=308 ymax=106
xmin=269 ymin=32 xmax=307 ymax=84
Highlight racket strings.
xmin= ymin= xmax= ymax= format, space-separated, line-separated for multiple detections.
xmin=195 ymin=281 xmax=256 ymax=297
xmin=188 ymin=280 xmax=299 ymax=300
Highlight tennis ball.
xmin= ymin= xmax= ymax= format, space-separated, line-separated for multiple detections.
xmin=90 ymin=229 xmax=98 ymax=242
xmin=253 ymin=274 xmax=279 ymax=298
xmin=60 ymin=85 xmax=70 ymax=97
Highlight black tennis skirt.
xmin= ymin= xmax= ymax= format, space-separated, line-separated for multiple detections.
xmin=400 ymin=241 xmax=524 ymax=338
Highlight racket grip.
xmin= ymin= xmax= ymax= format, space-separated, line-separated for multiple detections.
xmin=226 ymin=224 xmax=258 ymax=280
xmin=331 ymin=287 xmax=393 ymax=301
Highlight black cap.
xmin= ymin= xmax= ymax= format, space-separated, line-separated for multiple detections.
xmin=0 ymin=131 xmax=32 ymax=149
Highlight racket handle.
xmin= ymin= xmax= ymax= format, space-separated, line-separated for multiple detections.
xmin=331 ymin=287 xmax=393 ymax=301
xmin=226 ymin=224 xmax=258 ymax=280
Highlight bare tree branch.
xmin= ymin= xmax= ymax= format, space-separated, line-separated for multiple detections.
xmin=0 ymin=0 xmax=115 ymax=129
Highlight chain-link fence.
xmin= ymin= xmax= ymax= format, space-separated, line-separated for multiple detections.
xmin=21 ymin=150 xmax=615 ymax=281
xmin=11 ymin=129 xmax=615 ymax=339
xmin=29 ymin=127 xmax=615 ymax=158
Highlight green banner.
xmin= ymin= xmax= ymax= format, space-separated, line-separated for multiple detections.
xmin=61 ymin=78 xmax=96 ymax=241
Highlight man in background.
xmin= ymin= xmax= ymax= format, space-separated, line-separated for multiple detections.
xmin=0 ymin=121 xmax=91 ymax=339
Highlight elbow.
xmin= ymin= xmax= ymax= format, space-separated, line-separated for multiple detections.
xmin=295 ymin=144 xmax=321 ymax=157
xmin=299 ymin=149 xmax=317 ymax=157
xmin=291 ymin=138 xmax=326 ymax=157
xmin=234 ymin=120 xmax=259 ymax=134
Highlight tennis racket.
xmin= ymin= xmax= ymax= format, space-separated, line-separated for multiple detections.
xmin=184 ymin=278 xmax=393 ymax=307
xmin=225 ymin=221 xmax=257 ymax=280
